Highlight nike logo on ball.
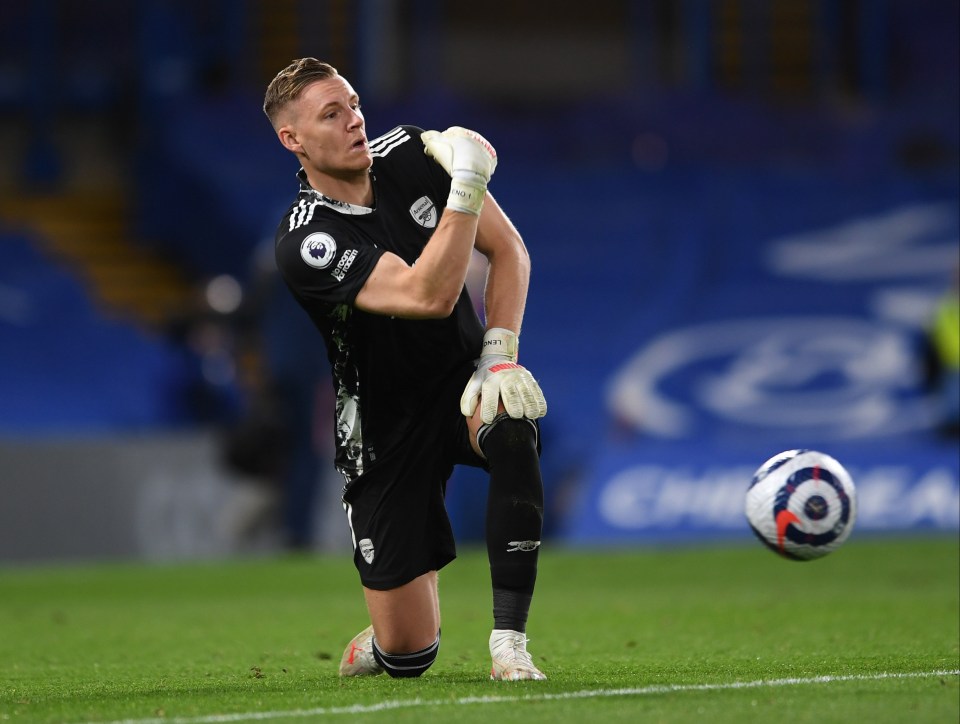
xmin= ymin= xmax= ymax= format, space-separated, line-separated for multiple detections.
xmin=776 ymin=510 xmax=801 ymax=552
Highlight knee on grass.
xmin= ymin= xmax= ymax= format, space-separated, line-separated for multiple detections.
xmin=372 ymin=632 xmax=440 ymax=678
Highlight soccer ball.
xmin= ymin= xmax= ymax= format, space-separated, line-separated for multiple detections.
xmin=745 ymin=449 xmax=856 ymax=561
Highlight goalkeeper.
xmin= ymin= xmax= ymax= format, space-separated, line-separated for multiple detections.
xmin=264 ymin=58 xmax=548 ymax=681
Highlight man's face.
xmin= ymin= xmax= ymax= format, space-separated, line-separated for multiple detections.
xmin=282 ymin=75 xmax=372 ymax=178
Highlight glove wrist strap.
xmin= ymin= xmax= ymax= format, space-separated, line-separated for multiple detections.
xmin=447 ymin=176 xmax=487 ymax=216
xmin=480 ymin=327 xmax=518 ymax=362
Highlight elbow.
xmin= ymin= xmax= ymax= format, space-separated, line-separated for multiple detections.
xmin=398 ymin=282 xmax=459 ymax=319
xmin=417 ymin=293 xmax=458 ymax=319
xmin=517 ymin=243 xmax=531 ymax=276
xmin=485 ymin=228 xmax=530 ymax=274
xmin=515 ymin=231 xmax=532 ymax=269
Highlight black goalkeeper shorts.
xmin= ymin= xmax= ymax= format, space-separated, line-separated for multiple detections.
xmin=340 ymin=365 xmax=486 ymax=590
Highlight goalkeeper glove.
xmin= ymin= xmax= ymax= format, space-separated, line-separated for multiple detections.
xmin=421 ymin=126 xmax=497 ymax=216
xmin=460 ymin=328 xmax=547 ymax=424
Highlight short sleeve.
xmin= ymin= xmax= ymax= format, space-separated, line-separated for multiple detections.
xmin=275 ymin=223 xmax=385 ymax=307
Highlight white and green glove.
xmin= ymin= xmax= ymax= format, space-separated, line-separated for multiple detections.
xmin=460 ymin=328 xmax=548 ymax=424
xmin=421 ymin=126 xmax=497 ymax=216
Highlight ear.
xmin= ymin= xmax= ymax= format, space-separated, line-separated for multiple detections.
xmin=277 ymin=125 xmax=302 ymax=154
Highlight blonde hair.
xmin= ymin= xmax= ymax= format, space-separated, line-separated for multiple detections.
xmin=263 ymin=58 xmax=339 ymax=127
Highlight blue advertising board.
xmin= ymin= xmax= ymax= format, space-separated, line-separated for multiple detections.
xmin=562 ymin=442 xmax=959 ymax=545
xmin=529 ymin=176 xmax=960 ymax=545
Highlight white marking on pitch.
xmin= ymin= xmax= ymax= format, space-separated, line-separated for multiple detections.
xmin=80 ymin=669 xmax=959 ymax=724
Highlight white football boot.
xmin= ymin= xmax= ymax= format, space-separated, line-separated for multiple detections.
xmin=338 ymin=625 xmax=384 ymax=676
xmin=489 ymin=629 xmax=547 ymax=681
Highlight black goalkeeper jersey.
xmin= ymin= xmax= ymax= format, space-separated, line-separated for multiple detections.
xmin=274 ymin=125 xmax=485 ymax=485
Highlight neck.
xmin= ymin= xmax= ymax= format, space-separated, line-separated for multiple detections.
xmin=304 ymin=168 xmax=373 ymax=207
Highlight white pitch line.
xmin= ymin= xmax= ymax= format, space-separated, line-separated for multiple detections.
xmin=80 ymin=669 xmax=959 ymax=724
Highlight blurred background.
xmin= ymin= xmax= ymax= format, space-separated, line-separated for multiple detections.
xmin=0 ymin=0 xmax=957 ymax=563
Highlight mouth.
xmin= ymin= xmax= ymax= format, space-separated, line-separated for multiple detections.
xmin=351 ymin=137 xmax=368 ymax=151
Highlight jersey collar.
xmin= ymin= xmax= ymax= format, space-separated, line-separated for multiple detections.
xmin=297 ymin=168 xmax=374 ymax=216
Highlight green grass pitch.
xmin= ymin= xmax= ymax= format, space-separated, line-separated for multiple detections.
xmin=1 ymin=536 xmax=957 ymax=723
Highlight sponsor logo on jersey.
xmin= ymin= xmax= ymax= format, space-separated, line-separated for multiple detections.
xmin=409 ymin=196 xmax=437 ymax=229
xmin=358 ymin=538 xmax=375 ymax=564
xmin=300 ymin=233 xmax=337 ymax=269
xmin=331 ymin=248 xmax=358 ymax=281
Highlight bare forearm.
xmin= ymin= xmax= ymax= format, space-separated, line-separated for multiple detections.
xmin=483 ymin=240 xmax=530 ymax=335
xmin=355 ymin=208 xmax=479 ymax=318
xmin=474 ymin=193 xmax=531 ymax=335
xmin=416 ymin=209 xmax=481 ymax=309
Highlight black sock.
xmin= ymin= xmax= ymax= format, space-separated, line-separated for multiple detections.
xmin=480 ymin=415 xmax=544 ymax=632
